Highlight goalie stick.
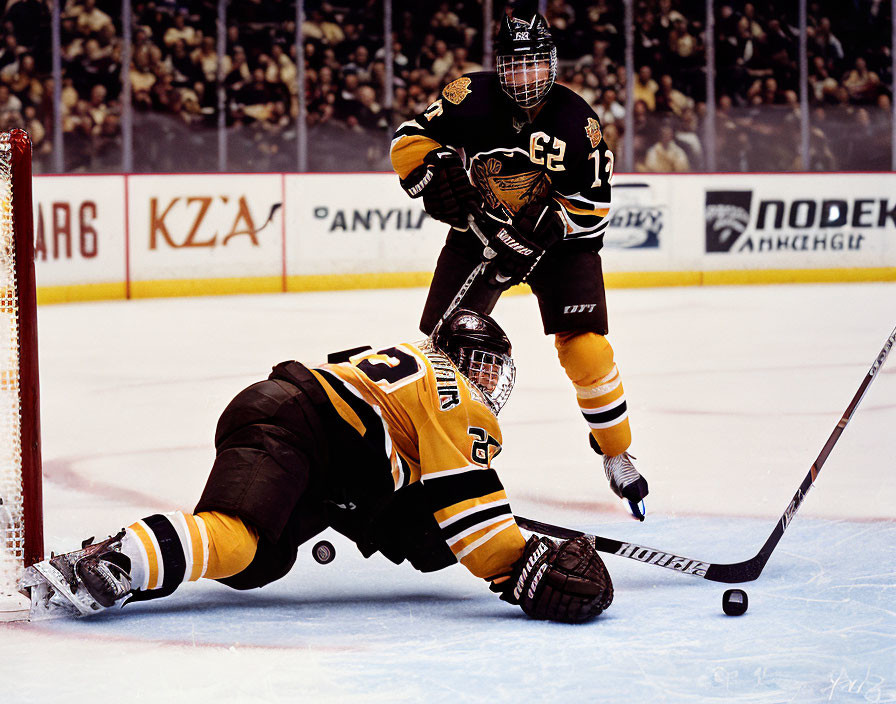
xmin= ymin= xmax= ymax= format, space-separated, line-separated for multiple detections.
xmin=518 ymin=323 xmax=896 ymax=584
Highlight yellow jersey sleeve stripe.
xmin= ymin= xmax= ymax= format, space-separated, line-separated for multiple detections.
xmin=555 ymin=194 xmax=610 ymax=215
xmin=390 ymin=134 xmax=441 ymax=178
xmin=455 ymin=518 xmax=517 ymax=560
xmin=436 ymin=496 xmax=510 ymax=529
xmin=422 ymin=464 xmax=482 ymax=481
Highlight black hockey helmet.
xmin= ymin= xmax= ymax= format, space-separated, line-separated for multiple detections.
xmin=432 ymin=308 xmax=516 ymax=413
xmin=495 ymin=3 xmax=557 ymax=109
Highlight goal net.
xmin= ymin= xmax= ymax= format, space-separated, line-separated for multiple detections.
xmin=0 ymin=130 xmax=43 ymax=622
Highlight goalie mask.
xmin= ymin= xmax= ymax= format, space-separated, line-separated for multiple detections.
xmin=432 ymin=308 xmax=516 ymax=414
xmin=495 ymin=10 xmax=557 ymax=109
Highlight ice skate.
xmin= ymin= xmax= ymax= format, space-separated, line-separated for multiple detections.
xmin=603 ymin=451 xmax=649 ymax=521
xmin=25 ymin=531 xmax=132 ymax=617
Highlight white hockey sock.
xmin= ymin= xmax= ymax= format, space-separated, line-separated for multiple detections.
xmin=122 ymin=512 xmax=210 ymax=592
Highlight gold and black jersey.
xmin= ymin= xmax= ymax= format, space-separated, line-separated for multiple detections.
xmin=391 ymin=71 xmax=612 ymax=243
xmin=310 ymin=341 xmax=526 ymax=580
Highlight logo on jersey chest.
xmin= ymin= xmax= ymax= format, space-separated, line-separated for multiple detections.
xmin=469 ymin=151 xmax=550 ymax=215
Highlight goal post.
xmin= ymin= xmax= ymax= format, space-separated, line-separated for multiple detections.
xmin=0 ymin=129 xmax=43 ymax=622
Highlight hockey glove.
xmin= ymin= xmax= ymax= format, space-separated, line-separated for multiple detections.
xmin=492 ymin=535 xmax=614 ymax=623
xmin=475 ymin=202 xmax=564 ymax=287
xmin=512 ymin=200 xmax=565 ymax=250
xmin=399 ymin=148 xmax=479 ymax=230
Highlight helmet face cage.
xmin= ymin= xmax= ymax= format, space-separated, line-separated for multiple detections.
xmin=458 ymin=347 xmax=516 ymax=414
xmin=497 ymin=48 xmax=557 ymax=109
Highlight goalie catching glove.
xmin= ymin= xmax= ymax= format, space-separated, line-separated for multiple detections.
xmin=400 ymin=148 xmax=480 ymax=230
xmin=473 ymin=201 xmax=565 ymax=287
xmin=492 ymin=534 xmax=613 ymax=623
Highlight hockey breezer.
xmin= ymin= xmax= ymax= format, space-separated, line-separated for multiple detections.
xmin=519 ymin=323 xmax=896 ymax=583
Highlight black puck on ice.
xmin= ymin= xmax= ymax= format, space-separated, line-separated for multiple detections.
xmin=312 ymin=540 xmax=335 ymax=564
xmin=722 ymin=589 xmax=748 ymax=616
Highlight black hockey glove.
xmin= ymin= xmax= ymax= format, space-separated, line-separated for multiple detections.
xmin=491 ymin=535 xmax=614 ymax=623
xmin=512 ymin=200 xmax=565 ymax=250
xmin=399 ymin=148 xmax=479 ymax=230
xmin=474 ymin=202 xmax=565 ymax=287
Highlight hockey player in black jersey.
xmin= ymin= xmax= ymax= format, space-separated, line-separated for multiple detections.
xmin=390 ymin=5 xmax=649 ymax=519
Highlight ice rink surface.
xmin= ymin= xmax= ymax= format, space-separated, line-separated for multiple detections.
xmin=3 ymin=281 xmax=895 ymax=703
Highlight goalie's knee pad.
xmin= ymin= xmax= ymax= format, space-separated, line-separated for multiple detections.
xmin=554 ymin=331 xmax=615 ymax=387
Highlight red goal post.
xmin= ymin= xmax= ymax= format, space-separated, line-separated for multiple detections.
xmin=0 ymin=129 xmax=43 ymax=621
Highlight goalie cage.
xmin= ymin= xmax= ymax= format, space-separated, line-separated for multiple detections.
xmin=0 ymin=130 xmax=43 ymax=622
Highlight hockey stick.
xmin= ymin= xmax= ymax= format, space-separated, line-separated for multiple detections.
xmin=518 ymin=323 xmax=896 ymax=583
xmin=439 ymin=211 xmax=502 ymax=321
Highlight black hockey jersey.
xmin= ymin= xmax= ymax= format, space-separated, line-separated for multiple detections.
xmin=391 ymin=72 xmax=613 ymax=243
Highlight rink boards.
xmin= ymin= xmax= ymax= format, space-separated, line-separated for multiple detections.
xmin=29 ymin=171 xmax=896 ymax=303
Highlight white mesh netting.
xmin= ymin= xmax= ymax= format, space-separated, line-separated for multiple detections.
xmin=0 ymin=131 xmax=26 ymax=599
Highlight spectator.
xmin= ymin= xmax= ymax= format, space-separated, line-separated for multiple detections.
xmin=356 ymin=84 xmax=387 ymax=130
xmin=450 ymin=46 xmax=481 ymax=75
xmin=344 ymin=44 xmax=373 ymax=84
xmin=4 ymin=52 xmax=43 ymax=106
xmin=0 ymin=83 xmax=24 ymax=129
xmin=430 ymin=39 xmax=453 ymax=81
xmin=74 ymin=0 xmax=114 ymax=39
xmin=192 ymin=35 xmax=219 ymax=85
xmin=843 ymin=56 xmax=881 ymax=103
xmin=674 ymin=107 xmax=704 ymax=171
xmin=655 ymin=73 xmax=693 ymax=115
xmin=86 ymin=82 xmax=108 ymax=129
xmin=633 ymin=65 xmax=659 ymax=111
xmin=595 ymin=86 xmax=625 ymax=126
xmin=163 ymin=11 xmax=199 ymax=50
xmin=0 ymin=32 xmax=23 ymax=74
xmin=237 ymin=68 xmax=278 ymax=122
xmin=562 ymin=71 xmax=598 ymax=105
xmin=270 ymin=43 xmax=296 ymax=89
xmin=224 ymin=45 xmax=251 ymax=91
xmin=643 ymin=122 xmax=690 ymax=172
xmin=23 ymin=104 xmax=49 ymax=156
xmin=811 ymin=17 xmax=845 ymax=73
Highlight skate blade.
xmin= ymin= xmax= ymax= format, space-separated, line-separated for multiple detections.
xmin=30 ymin=561 xmax=101 ymax=617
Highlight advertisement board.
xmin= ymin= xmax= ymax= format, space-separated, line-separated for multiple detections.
xmin=284 ymin=173 xmax=445 ymax=276
xmin=127 ymin=174 xmax=285 ymax=286
xmin=32 ymin=176 xmax=126 ymax=290
xmin=29 ymin=172 xmax=896 ymax=303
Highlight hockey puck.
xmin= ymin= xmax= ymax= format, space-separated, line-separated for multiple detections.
xmin=312 ymin=540 xmax=335 ymax=564
xmin=722 ymin=589 xmax=748 ymax=616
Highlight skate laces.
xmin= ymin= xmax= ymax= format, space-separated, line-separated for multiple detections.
xmin=603 ymin=451 xmax=640 ymax=488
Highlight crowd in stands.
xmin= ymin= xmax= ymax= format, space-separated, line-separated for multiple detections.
xmin=0 ymin=0 xmax=891 ymax=173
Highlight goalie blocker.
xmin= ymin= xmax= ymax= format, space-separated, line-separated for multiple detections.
xmin=24 ymin=310 xmax=613 ymax=624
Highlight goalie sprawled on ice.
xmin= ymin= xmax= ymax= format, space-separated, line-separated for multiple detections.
xmin=26 ymin=310 xmax=612 ymax=624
